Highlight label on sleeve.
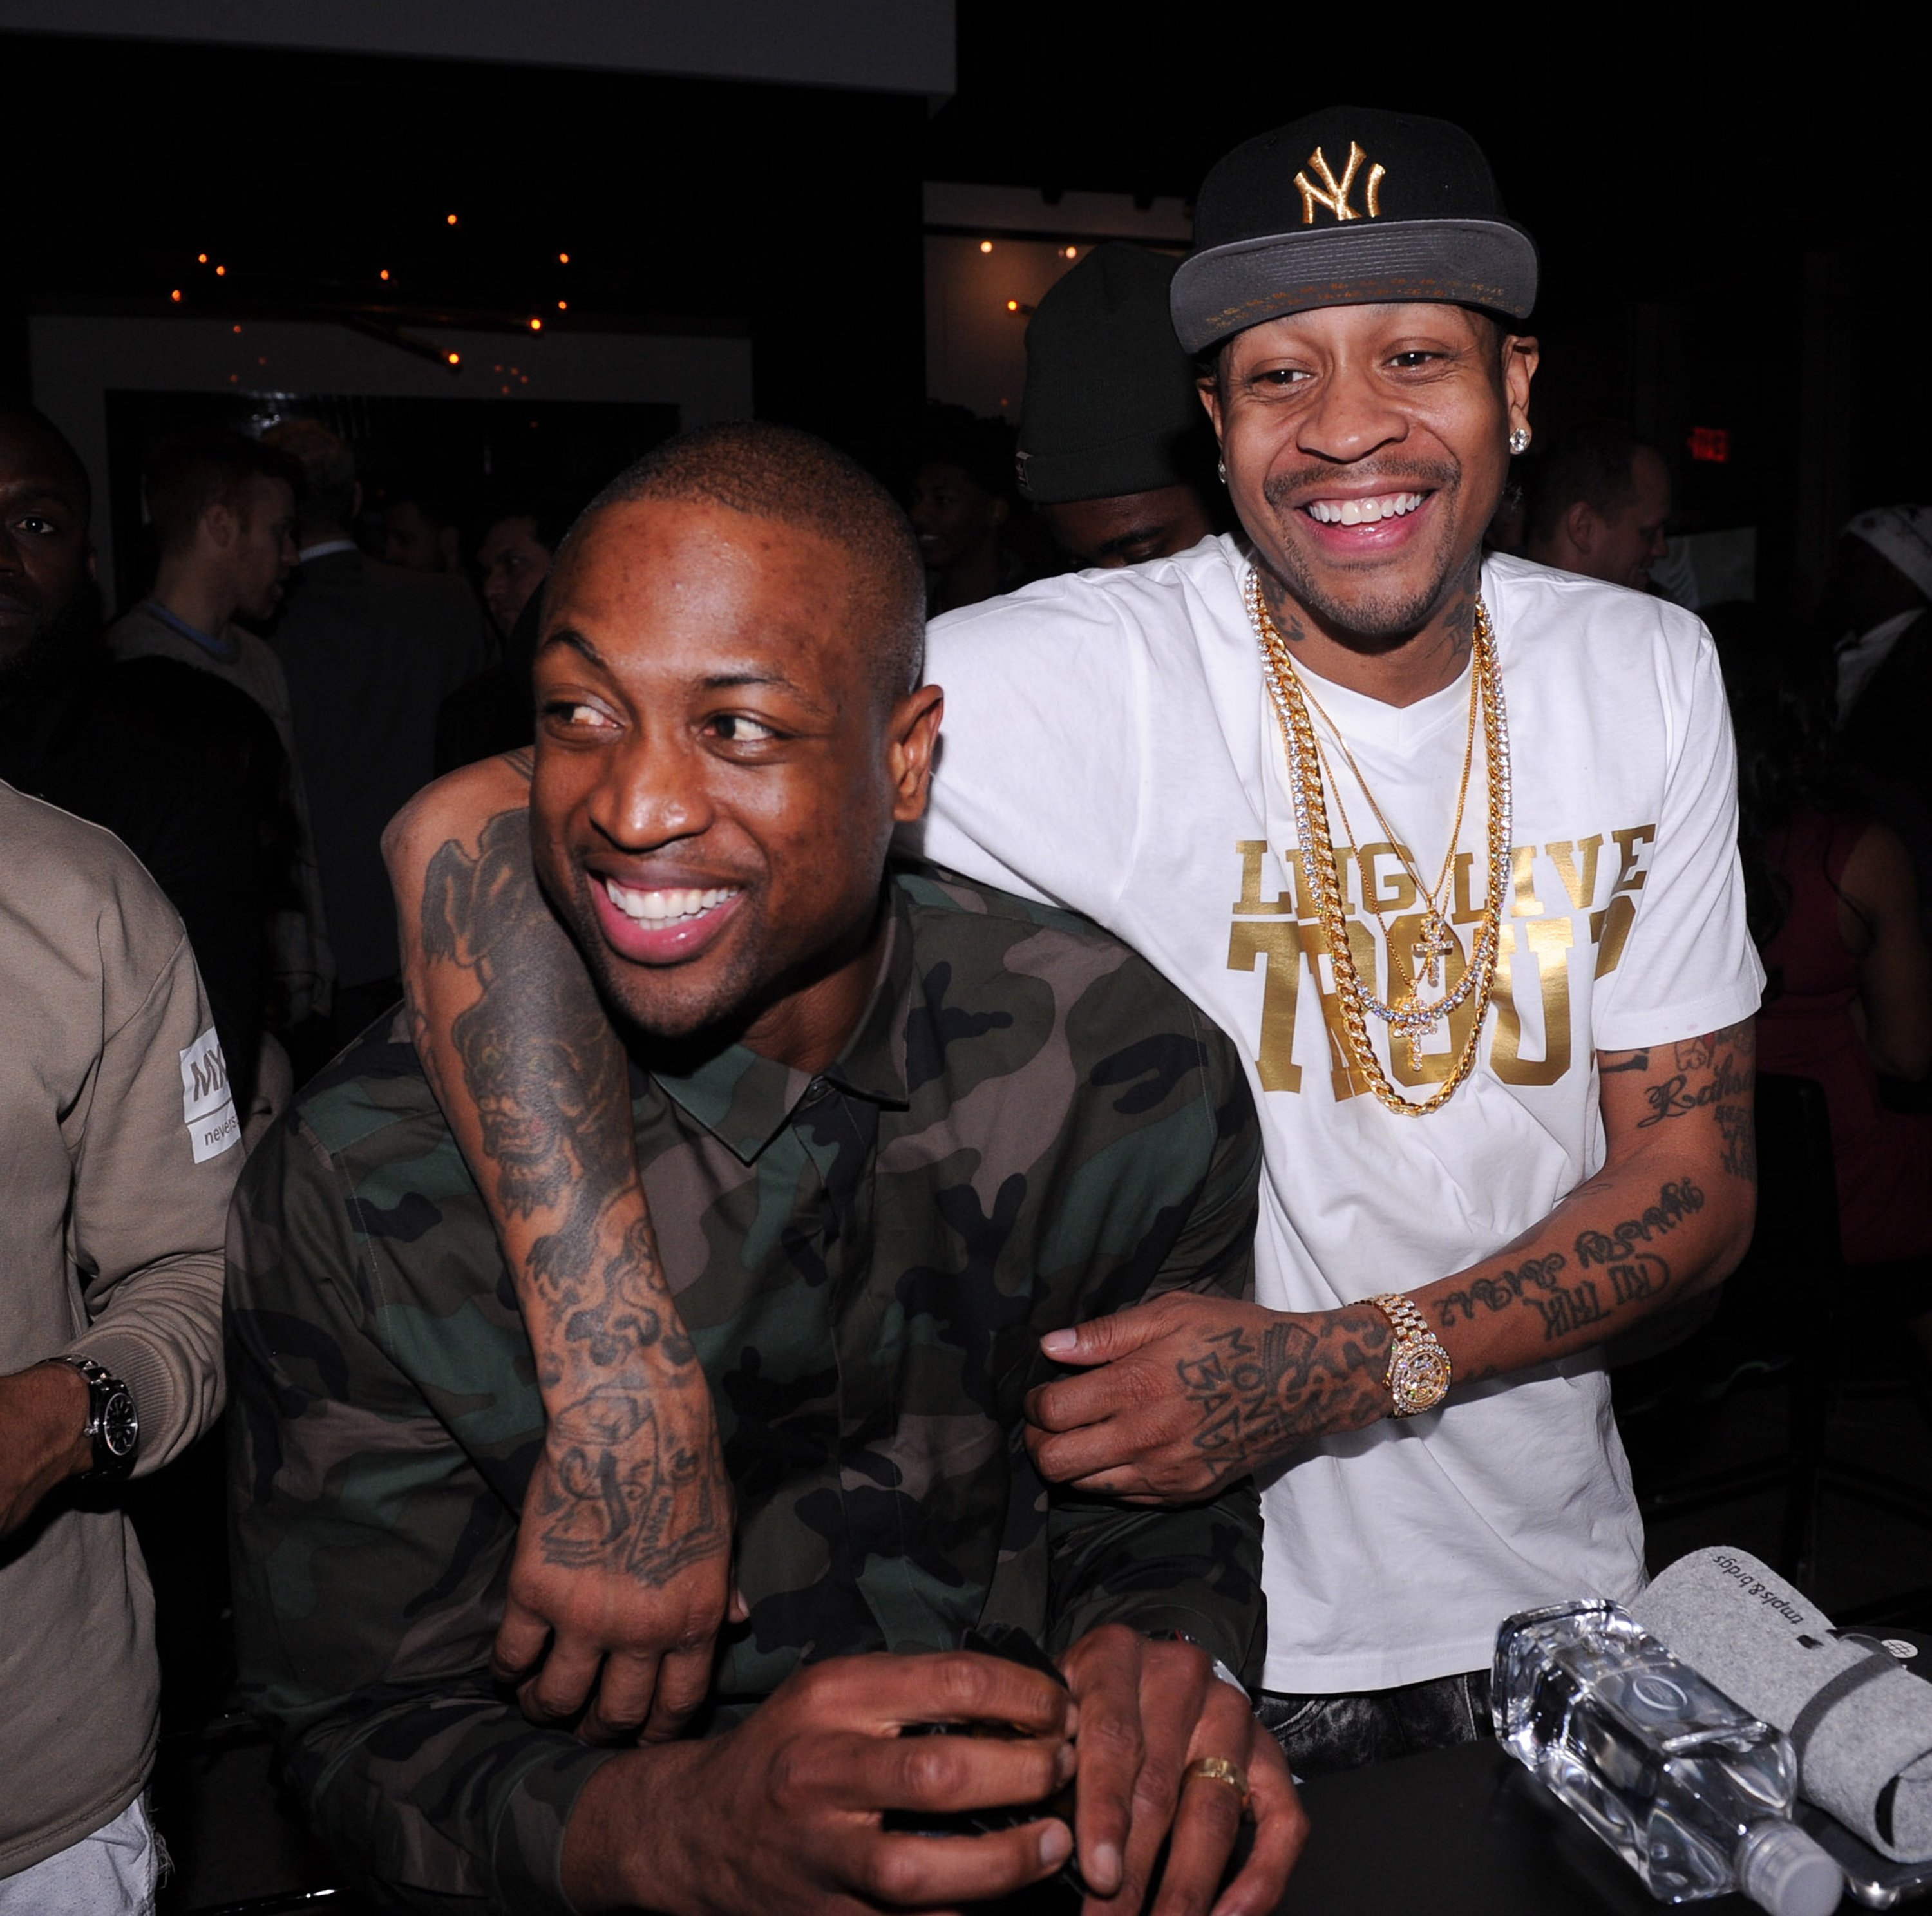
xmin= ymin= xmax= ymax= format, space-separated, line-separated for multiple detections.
xmin=178 ymin=1025 xmax=241 ymax=1162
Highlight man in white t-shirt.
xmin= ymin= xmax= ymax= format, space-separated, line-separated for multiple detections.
xmin=912 ymin=104 xmax=1763 ymax=1774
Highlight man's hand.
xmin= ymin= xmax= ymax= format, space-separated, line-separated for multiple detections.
xmin=1028 ymin=1296 xmax=1392 ymax=1503
xmin=493 ymin=1378 xmax=739 ymax=1742
xmin=1060 ymin=1626 xmax=1305 ymax=1916
xmin=0 ymin=1362 xmax=94 ymax=1537
xmin=562 ymin=1651 xmax=1077 ymax=1915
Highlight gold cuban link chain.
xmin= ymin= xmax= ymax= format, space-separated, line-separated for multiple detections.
xmin=1245 ymin=567 xmax=1513 ymax=1117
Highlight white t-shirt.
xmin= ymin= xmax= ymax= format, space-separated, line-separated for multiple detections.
xmin=913 ymin=538 xmax=1764 ymax=1693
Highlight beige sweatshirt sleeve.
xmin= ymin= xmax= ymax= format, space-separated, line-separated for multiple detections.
xmin=62 ymin=904 xmax=241 ymax=1473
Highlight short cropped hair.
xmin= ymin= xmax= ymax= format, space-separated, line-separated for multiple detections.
xmin=261 ymin=418 xmax=357 ymax=540
xmin=0 ymin=406 xmax=92 ymax=522
xmin=572 ymin=422 xmax=926 ymax=699
xmin=145 ymin=428 xmax=303 ymax=557
xmin=1526 ymin=421 xmax=1657 ymax=544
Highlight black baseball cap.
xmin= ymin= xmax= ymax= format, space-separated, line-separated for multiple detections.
xmin=1017 ymin=244 xmax=1209 ymax=506
xmin=1170 ymin=105 xmax=1537 ymax=355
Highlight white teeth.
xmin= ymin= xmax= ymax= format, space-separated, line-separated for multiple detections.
xmin=603 ymin=879 xmax=737 ymax=925
xmin=1306 ymin=491 xmax=1425 ymax=526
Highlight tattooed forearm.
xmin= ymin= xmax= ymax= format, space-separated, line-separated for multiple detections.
xmin=1435 ymin=1180 xmax=1705 ymax=1346
xmin=1178 ymin=1309 xmax=1391 ymax=1468
xmin=412 ymin=804 xmax=728 ymax=1585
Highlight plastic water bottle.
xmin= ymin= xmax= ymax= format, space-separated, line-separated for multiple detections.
xmin=1492 ymin=1598 xmax=1842 ymax=1914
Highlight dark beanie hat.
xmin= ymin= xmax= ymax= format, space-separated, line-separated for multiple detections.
xmin=1016 ymin=243 xmax=1209 ymax=506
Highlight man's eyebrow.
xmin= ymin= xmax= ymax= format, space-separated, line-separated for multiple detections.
xmin=1097 ymin=525 xmax=1164 ymax=558
xmin=538 ymin=627 xmax=605 ymax=667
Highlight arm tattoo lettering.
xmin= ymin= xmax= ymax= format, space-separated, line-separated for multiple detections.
xmin=420 ymin=810 xmax=723 ymax=1584
xmin=1629 ymin=1021 xmax=1757 ymax=1186
xmin=1437 ymin=1181 xmax=1705 ymax=1343
xmin=1177 ymin=1313 xmax=1390 ymax=1470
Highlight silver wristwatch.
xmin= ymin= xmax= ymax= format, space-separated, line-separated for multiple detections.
xmin=57 ymin=1355 xmax=139 ymax=1479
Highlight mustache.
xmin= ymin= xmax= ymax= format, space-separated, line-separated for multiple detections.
xmin=1262 ymin=463 xmax=1459 ymax=511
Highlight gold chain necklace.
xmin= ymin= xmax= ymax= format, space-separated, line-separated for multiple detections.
xmin=1245 ymin=568 xmax=1513 ymax=1116
xmin=1297 ymin=663 xmax=1480 ymax=995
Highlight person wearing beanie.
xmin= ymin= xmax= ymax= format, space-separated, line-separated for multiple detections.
xmin=376 ymin=104 xmax=1762 ymax=1827
xmin=1017 ymin=242 xmax=1223 ymax=569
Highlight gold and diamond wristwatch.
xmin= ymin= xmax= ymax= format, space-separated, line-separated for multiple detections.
xmin=1368 ymin=1293 xmax=1453 ymax=1416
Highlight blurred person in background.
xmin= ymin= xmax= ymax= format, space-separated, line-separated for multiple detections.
xmin=263 ymin=419 xmax=486 ymax=1048
xmin=477 ymin=497 xmax=567 ymax=645
xmin=1016 ymin=242 xmax=1223 ymax=569
xmin=383 ymin=484 xmax=466 ymax=576
xmin=1817 ymin=506 xmax=1932 ymax=935
xmin=437 ymin=493 xmax=580 ymax=773
xmin=109 ymin=427 xmax=333 ymax=1037
xmin=0 ymin=408 xmax=283 ymax=1116
xmin=909 ymin=404 xmax=1028 ymax=614
xmin=1711 ymin=603 xmax=1931 ymax=1351
xmin=1522 ymin=420 xmax=1672 ymax=591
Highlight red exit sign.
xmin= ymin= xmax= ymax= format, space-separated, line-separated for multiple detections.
xmin=1687 ymin=426 xmax=1730 ymax=463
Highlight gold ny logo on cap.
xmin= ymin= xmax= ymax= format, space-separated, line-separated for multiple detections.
xmin=1294 ymin=142 xmax=1386 ymax=225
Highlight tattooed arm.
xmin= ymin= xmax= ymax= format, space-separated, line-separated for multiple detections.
xmin=384 ymin=755 xmax=734 ymax=1741
xmin=1027 ymin=1020 xmax=1757 ymax=1503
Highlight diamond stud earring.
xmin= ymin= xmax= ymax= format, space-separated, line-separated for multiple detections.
xmin=1508 ymin=427 xmax=1531 ymax=456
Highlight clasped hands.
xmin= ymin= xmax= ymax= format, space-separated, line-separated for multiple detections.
xmin=504 ymin=1294 xmax=1319 ymax=1910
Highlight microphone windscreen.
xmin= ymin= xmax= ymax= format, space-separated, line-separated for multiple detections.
xmin=1633 ymin=1547 xmax=1932 ymax=1862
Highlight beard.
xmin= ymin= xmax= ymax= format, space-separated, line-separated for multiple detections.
xmin=0 ymin=575 xmax=108 ymax=696
xmin=1258 ymin=460 xmax=1468 ymax=651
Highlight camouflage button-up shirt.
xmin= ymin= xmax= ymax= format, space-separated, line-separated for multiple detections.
xmin=229 ymin=869 xmax=1264 ymax=1915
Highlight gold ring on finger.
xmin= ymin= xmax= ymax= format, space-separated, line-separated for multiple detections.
xmin=1184 ymin=1754 xmax=1251 ymax=1816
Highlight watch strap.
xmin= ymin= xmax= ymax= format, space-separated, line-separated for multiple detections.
xmin=1367 ymin=1291 xmax=1453 ymax=1416
xmin=56 ymin=1354 xmax=138 ymax=1479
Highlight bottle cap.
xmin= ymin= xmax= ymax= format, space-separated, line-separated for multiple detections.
xmin=1738 ymin=1820 xmax=1843 ymax=1916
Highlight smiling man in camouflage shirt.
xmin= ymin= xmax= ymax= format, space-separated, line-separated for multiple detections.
xmin=227 ymin=424 xmax=1302 ymax=1916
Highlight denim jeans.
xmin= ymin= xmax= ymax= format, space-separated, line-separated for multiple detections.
xmin=0 ymin=1798 xmax=160 ymax=1915
xmin=1256 ymin=1669 xmax=1493 ymax=1778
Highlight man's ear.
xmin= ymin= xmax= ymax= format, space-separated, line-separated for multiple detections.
xmin=887 ymin=683 xmax=945 ymax=824
xmin=1566 ymin=498 xmax=1599 ymax=557
xmin=1198 ymin=373 xmax=1224 ymax=442
xmin=1501 ymin=332 xmax=1539 ymax=436
xmin=203 ymin=498 xmax=238 ymax=552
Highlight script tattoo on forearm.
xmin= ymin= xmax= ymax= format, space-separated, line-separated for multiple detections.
xmin=1176 ymin=1310 xmax=1391 ymax=1472
xmin=1632 ymin=1020 xmax=1757 ymax=1185
xmin=1437 ymin=1179 xmax=1705 ymax=1343
xmin=419 ymin=808 xmax=723 ymax=1584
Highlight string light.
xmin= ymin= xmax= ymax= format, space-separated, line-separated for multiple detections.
xmin=214 ymin=265 xmax=227 ymax=277
xmin=379 ymin=269 xmax=390 ymax=281
xmin=445 ymin=351 xmax=460 ymax=366
xmin=1006 ymin=299 xmax=1019 ymax=311
xmin=556 ymin=300 xmax=567 ymax=311
xmin=979 ymin=240 xmax=993 ymax=254
xmin=197 ymin=254 xmax=208 ymax=264
xmin=529 ymin=317 xmax=543 ymax=332
xmin=1063 ymin=246 xmax=1078 ymax=259
xmin=446 ymin=213 xmax=459 ymax=226
xmin=170 ymin=289 xmax=182 ymax=303
xmin=558 ymin=251 xmax=570 ymax=264
xmin=232 ymin=324 xmax=242 ymax=334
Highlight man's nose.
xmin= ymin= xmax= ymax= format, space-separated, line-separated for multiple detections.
xmin=1294 ymin=362 xmax=1407 ymax=464
xmin=589 ymin=730 xmax=715 ymax=851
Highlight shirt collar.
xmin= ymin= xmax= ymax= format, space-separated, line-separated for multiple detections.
xmin=639 ymin=884 xmax=914 ymax=1165
xmin=141 ymin=598 xmax=236 ymax=661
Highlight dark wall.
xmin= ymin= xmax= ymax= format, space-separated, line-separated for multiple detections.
xmin=3 ymin=33 xmax=927 ymax=480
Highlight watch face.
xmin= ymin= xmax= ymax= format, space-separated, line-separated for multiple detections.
xmin=1389 ymin=1342 xmax=1452 ymax=1414
xmin=100 ymin=1389 xmax=139 ymax=1458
